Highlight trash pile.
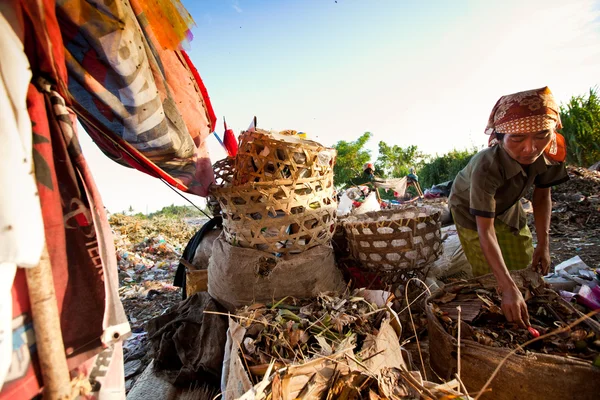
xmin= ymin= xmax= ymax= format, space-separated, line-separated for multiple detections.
xmin=550 ymin=166 xmax=600 ymax=236
xmin=109 ymin=213 xmax=198 ymax=391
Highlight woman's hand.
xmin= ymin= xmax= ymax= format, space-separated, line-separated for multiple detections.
xmin=501 ymin=284 xmax=530 ymax=328
xmin=532 ymin=244 xmax=551 ymax=275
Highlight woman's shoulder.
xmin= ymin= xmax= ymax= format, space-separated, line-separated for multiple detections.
xmin=469 ymin=146 xmax=500 ymax=169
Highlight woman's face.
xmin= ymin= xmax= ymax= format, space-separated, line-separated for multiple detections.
xmin=501 ymin=129 xmax=553 ymax=165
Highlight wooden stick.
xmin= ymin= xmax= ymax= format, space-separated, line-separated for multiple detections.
xmin=558 ymin=296 xmax=600 ymax=336
xmin=456 ymin=305 xmax=462 ymax=383
xmin=25 ymin=245 xmax=71 ymax=400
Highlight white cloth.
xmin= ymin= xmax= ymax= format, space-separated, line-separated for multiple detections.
xmin=0 ymin=9 xmax=44 ymax=391
xmin=374 ymin=177 xmax=408 ymax=196
xmin=0 ymin=10 xmax=44 ymax=268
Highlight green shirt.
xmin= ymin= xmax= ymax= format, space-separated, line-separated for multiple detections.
xmin=448 ymin=145 xmax=569 ymax=232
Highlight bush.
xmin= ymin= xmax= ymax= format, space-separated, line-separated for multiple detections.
xmin=419 ymin=148 xmax=479 ymax=189
xmin=560 ymin=88 xmax=600 ymax=167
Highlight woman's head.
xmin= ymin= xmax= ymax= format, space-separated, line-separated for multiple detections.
xmin=485 ymin=87 xmax=566 ymax=163
xmin=498 ymin=129 xmax=554 ymax=165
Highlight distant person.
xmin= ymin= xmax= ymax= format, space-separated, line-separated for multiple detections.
xmin=448 ymin=86 xmax=569 ymax=327
xmin=361 ymin=163 xmax=376 ymax=182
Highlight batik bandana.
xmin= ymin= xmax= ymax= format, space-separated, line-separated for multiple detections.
xmin=485 ymin=86 xmax=566 ymax=162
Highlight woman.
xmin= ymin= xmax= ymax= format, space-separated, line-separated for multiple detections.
xmin=448 ymin=87 xmax=569 ymax=327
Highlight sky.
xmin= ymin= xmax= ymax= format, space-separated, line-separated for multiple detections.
xmin=78 ymin=0 xmax=600 ymax=214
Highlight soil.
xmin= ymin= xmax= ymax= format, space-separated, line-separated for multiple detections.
xmin=528 ymin=166 xmax=600 ymax=270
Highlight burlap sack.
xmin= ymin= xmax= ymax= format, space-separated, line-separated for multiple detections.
xmin=426 ymin=270 xmax=600 ymax=400
xmin=208 ymin=235 xmax=346 ymax=311
xmin=191 ymin=229 xmax=221 ymax=269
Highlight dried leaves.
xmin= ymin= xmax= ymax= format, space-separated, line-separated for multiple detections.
xmin=433 ymin=285 xmax=600 ymax=361
xmin=233 ymin=290 xmax=387 ymax=369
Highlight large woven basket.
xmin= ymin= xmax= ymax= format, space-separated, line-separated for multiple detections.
xmin=343 ymin=207 xmax=442 ymax=272
xmin=213 ymin=176 xmax=337 ymax=254
xmin=233 ymin=129 xmax=336 ymax=185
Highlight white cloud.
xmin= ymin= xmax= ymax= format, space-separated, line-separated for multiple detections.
xmin=232 ymin=1 xmax=242 ymax=13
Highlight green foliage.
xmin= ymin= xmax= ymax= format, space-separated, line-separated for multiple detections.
xmin=332 ymin=132 xmax=372 ymax=187
xmin=419 ymin=148 xmax=479 ymax=189
xmin=560 ymin=88 xmax=600 ymax=167
xmin=375 ymin=142 xmax=425 ymax=178
xmin=148 ymin=204 xmax=208 ymax=219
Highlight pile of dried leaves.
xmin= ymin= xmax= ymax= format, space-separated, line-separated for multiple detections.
xmin=431 ymin=281 xmax=600 ymax=363
xmin=234 ymin=290 xmax=391 ymax=370
xmin=243 ymin=365 xmax=469 ymax=400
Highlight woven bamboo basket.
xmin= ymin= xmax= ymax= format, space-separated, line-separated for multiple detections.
xmin=208 ymin=157 xmax=236 ymax=216
xmin=213 ymin=176 xmax=337 ymax=254
xmin=213 ymin=157 xmax=235 ymax=186
xmin=233 ymin=129 xmax=336 ymax=185
xmin=343 ymin=207 xmax=443 ymax=272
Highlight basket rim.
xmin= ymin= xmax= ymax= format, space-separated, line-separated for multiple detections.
xmin=343 ymin=207 xmax=441 ymax=226
xmin=239 ymin=129 xmax=337 ymax=152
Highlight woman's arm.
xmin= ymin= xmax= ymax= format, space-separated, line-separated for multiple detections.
xmin=532 ymin=187 xmax=552 ymax=274
xmin=476 ymin=216 xmax=530 ymax=327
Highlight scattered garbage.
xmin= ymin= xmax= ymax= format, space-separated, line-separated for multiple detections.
xmin=110 ymin=213 xmax=199 ymax=392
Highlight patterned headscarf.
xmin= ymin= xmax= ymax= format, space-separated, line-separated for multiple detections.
xmin=486 ymin=87 xmax=566 ymax=162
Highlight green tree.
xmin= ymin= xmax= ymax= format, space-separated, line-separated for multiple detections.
xmin=375 ymin=142 xmax=425 ymax=178
xmin=419 ymin=148 xmax=479 ymax=189
xmin=332 ymin=132 xmax=372 ymax=187
xmin=560 ymin=88 xmax=600 ymax=167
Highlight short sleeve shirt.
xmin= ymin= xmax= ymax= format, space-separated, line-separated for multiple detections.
xmin=448 ymin=146 xmax=569 ymax=232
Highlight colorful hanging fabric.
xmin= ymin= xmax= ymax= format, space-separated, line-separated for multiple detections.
xmin=1 ymin=1 xmax=128 ymax=397
xmin=134 ymin=0 xmax=195 ymax=50
xmin=57 ymin=0 xmax=217 ymax=196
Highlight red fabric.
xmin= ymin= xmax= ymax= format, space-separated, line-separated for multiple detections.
xmin=345 ymin=267 xmax=384 ymax=289
xmin=76 ymin=107 xmax=191 ymax=193
xmin=223 ymin=129 xmax=238 ymax=158
xmin=1 ymin=83 xmax=121 ymax=400
xmin=20 ymin=0 xmax=68 ymax=94
xmin=181 ymin=50 xmax=217 ymax=132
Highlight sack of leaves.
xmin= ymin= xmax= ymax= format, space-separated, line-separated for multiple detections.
xmin=426 ymin=269 xmax=600 ymax=400
xmin=220 ymin=289 xmax=407 ymax=399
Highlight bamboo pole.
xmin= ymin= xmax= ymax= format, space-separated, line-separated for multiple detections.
xmin=25 ymin=244 xmax=71 ymax=400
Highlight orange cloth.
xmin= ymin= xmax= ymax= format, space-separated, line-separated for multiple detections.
xmin=485 ymin=86 xmax=566 ymax=162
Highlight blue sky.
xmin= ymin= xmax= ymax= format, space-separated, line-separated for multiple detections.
xmin=79 ymin=0 xmax=600 ymax=213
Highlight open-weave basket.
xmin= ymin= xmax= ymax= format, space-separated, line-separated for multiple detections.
xmin=343 ymin=207 xmax=442 ymax=272
xmin=207 ymin=157 xmax=236 ymax=216
xmin=213 ymin=176 xmax=337 ymax=254
xmin=213 ymin=157 xmax=235 ymax=187
xmin=234 ymin=129 xmax=336 ymax=185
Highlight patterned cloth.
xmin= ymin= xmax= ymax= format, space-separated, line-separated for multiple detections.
xmin=57 ymin=0 xmax=217 ymax=196
xmin=485 ymin=86 xmax=566 ymax=163
xmin=453 ymin=213 xmax=534 ymax=277
xmin=1 ymin=1 xmax=128 ymax=397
